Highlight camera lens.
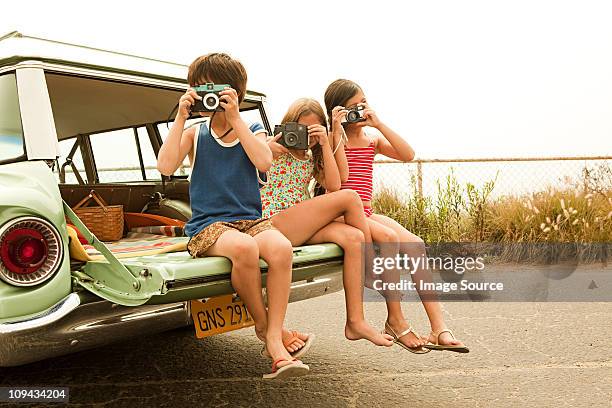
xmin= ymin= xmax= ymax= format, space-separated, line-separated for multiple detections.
xmin=347 ymin=111 xmax=359 ymax=122
xmin=204 ymin=93 xmax=219 ymax=110
xmin=285 ymin=132 xmax=298 ymax=147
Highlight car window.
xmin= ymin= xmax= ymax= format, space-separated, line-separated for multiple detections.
xmin=136 ymin=127 xmax=164 ymax=180
xmin=0 ymin=73 xmax=25 ymax=162
xmin=240 ymin=108 xmax=269 ymax=133
xmin=156 ymin=119 xmax=203 ymax=177
xmin=90 ymin=128 xmax=144 ymax=183
xmin=55 ymin=138 xmax=86 ymax=184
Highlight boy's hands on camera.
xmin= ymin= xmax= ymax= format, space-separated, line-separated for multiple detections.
xmin=268 ymin=133 xmax=290 ymax=159
xmin=219 ymin=87 xmax=241 ymax=125
xmin=308 ymin=124 xmax=329 ymax=146
xmin=178 ymin=89 xmax=201 ymax=120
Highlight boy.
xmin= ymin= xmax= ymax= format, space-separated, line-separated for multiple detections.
xmin=157 ymin=53 xmax=310 ymax=379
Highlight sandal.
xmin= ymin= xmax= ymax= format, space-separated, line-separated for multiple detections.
xmin=423 ymin=329 xmax=469 ymax=353
xmin=383 ymin=321 xmax=430 ymax=354
xmin=262 ymin=358 xmax=310 ymax=380
xmin=260 ymin=331 xmax=315 ymax=360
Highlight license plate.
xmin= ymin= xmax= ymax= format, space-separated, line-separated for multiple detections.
xmin=190 ymin=295 xmax=254 ymax=339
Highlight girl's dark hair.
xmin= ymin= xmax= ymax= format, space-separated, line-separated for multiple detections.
xmin=281 ymin=98 xmax=328 ymax=181
xmin=324 ymin=79 xmax=363 ymax=131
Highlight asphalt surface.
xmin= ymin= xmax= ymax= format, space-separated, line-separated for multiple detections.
xmin=1 ymin=292 xmax=611 ymax=407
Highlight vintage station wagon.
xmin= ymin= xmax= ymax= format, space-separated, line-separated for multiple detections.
xmin=0 ymin=32 xmax=343 ymax=367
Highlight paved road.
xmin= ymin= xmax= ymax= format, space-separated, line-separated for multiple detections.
xmin=1 ymin=292 xmax=611 ymax=407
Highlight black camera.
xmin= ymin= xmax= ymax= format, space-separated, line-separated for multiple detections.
xmin=343 ymin=105 xmax=366 ymax=124
xmin=191 ymin=83 xmax=228 ymax=112
xmin=274 ymin=122 xmax=309 ymax=150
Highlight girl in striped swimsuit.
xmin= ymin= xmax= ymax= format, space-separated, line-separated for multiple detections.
xmin=324 ymin=79 xmax=469 ymax=353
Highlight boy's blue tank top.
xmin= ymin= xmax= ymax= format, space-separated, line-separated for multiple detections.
xmin=184 ymin=121 xmax=266 ymax=237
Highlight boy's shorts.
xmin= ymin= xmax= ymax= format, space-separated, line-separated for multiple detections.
xmin=187 ymin=218 xmax=275 ymax=258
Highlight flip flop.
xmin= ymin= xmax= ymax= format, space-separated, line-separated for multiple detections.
xmin=262 ymin=358 xmax=310 ymax=380
xmin=423 ymin=329 xmax=470 ymax=353
xmin=260 ymin=331 xmax=315 ymax=360
xmin=384 ymin=321 xmax=430 ymax=354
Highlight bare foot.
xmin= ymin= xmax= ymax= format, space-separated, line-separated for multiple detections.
xmin=257 ymin=327 xmax=308 ymax=354
xmin=255 ymin=326 xmax=266 ymax=343
xmin=345 ymin=320 xmax=394 ymax=346
xmin=282 ymin=329 xmax=307 ymax=353
xmin=428 ymin=329 xmax=465 ymax=347
xmin=386 ymin=318 xmax=428 ymax=349
xmin=265 ymin=335 xmax=293 ymax=363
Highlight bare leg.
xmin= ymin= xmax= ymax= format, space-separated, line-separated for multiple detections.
xmin=370 ymin=214 xmax=465 ymax=347
xmin=272 ymin=189 xmax=372 ymax=245
xmin=306 ymin=222 xmax=392 ymax=346
xmin=367 ymin=219 xmax=428 ymax=349
xmin=253 ymin=229 xmax=295 ymax=363
xmin=204 ymin=231 xmax=268 ymax=341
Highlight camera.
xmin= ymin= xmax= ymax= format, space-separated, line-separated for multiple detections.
xmin=191 ymin=83 xmax=228 ymax=112
xmin=274 ymin=122 xmax=310 ymax=150
xmin=343 ymin=105 xmax=366 ymax=124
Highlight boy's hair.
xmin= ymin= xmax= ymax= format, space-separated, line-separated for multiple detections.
xmin=187 ymin=53 xmax=248 ymax=103
xmin=324 ymin=79 xmax=363 ymax=130
xmin=281 ymin=98 xmax=328 ymax=182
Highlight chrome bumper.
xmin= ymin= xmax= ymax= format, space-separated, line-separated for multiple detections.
xmin=0 ymin=271 xmax=342 ymax=367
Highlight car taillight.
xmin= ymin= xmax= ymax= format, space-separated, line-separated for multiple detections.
xmin=0 ymin=217 xmax=62 ymax=286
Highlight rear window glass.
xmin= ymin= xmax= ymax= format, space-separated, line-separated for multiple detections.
xmin=0 ymin=73 xmax=25 ymax=162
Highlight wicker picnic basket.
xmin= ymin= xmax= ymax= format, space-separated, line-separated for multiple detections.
xmin=72 ymin=190 xmax=124 ymax=241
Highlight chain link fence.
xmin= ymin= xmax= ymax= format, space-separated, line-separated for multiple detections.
xmin=63 ymin=156 xmax=611 ymax=201
xmin=373 ymin=156 xmax=612 ymax=201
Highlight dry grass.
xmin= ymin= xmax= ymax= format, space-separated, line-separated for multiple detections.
xmin=372 ymin=163 xmax=612 ymax=262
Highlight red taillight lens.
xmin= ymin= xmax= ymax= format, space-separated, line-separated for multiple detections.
xmin=1 ymin=228 xmax=48 ymax=274
xmin=0 ymin=217 xmax=62 ymax=286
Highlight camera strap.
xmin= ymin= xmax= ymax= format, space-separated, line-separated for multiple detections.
xmin=209 ymin=111 xmax=234 ymax=140
xmin=332 ymin=126 xmax=348 ymax=155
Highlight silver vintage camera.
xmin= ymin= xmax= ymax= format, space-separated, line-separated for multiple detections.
xmin=343 ymin=105 xmax=367 ymax=124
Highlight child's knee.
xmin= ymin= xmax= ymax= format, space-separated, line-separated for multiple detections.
xmin=230 ymin=237 xmax=259 ymax=266
xmin=378 ymin=228 xmax=399 ymax=243
xmin=264 ymin=235 xmax=293 ymax=268
xmin=401 ymin=235 xmax=426 ymax=254
xmin=339 ymin=189 xmax=362 ymax=206
xmin=338 ymin=228 xmax=365 ymax=249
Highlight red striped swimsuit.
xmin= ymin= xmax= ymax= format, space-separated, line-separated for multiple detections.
xmin=341 ymin=140 xmax=375 ymax=217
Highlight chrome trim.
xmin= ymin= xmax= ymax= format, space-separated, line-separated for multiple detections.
xmin=27 ymin=60 xmax=185 ymax=91
xmin=288 ymin=273 xmax=344 ymax=303
xmin=0 ymin=65 xmax=16 ymax=75
xmin=0 ymin=293 xmax=80 ymax=334
xmin=0 ymin=271 xmax=342 ymax=367
xmin=0 ymin=216 xmax=64 ymax=287
xmin=0 ymin=294 xmax=190 ymax=367
xmin=167 ymin=260 xmax=343 ymax=291
xmin=12 ymin=61 xmax=265 ymax=103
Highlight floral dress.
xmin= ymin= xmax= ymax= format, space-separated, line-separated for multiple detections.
xmin=260 ymin=152 xmax=315 ymax=218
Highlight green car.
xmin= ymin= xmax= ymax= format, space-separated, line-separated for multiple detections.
xmin=0 ymin=32 xmax=343 ymax=367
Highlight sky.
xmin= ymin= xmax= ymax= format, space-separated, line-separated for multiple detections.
xmin=2 ymin=0 xmax=610 ymax=160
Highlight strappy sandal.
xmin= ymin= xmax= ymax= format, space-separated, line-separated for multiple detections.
xmin=260 ymin=331 xmax=315 ymax=360
xmin=262 ymin=358 xmax=310 ymax=380
xmin=383 ymin=321 xmax=430 ymax=354
xmin=423 ymin=329 xmax=470 ymax=353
